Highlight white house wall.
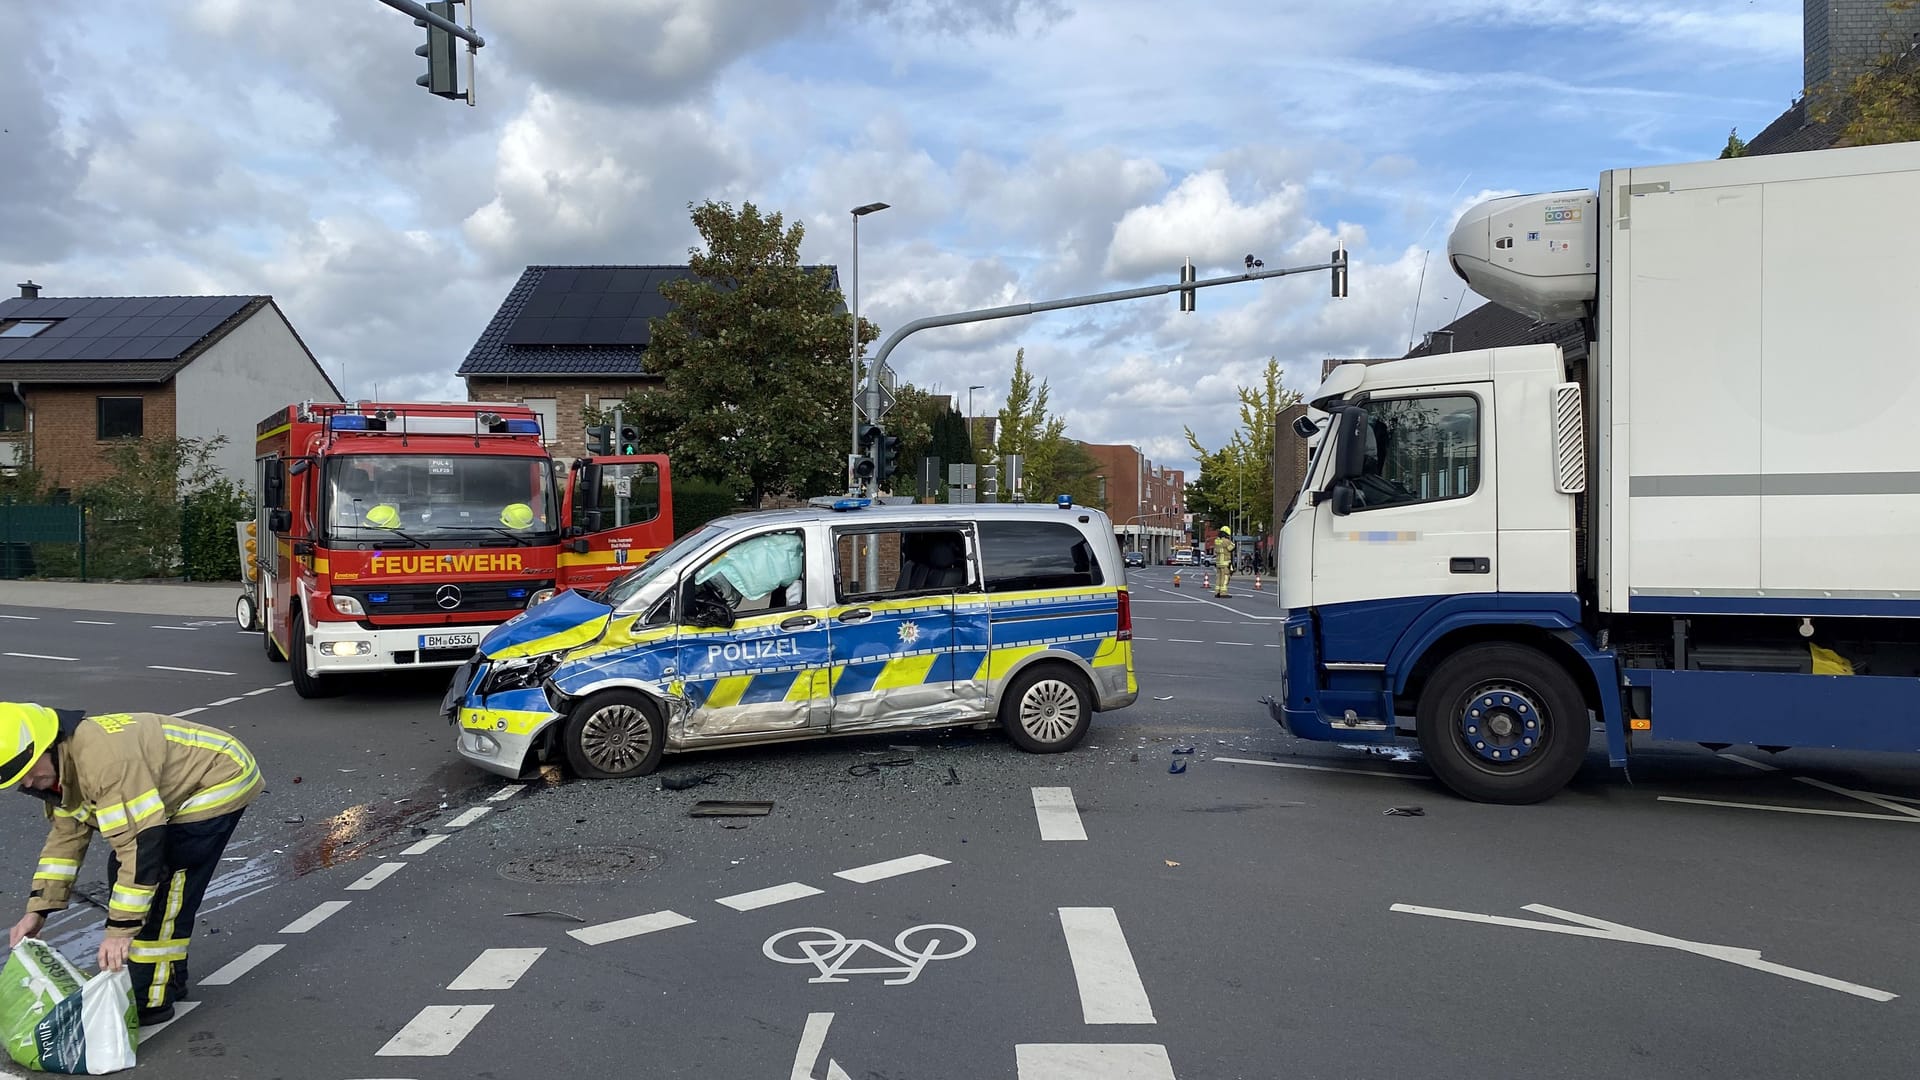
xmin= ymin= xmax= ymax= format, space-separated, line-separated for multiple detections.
xmin=176 ymin=304 xmax=340 ymax=485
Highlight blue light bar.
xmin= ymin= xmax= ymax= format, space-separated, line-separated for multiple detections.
xmin=1056 ymin=494 xmax=1073 ymax=508
xmin=328 ymin=415 xmax=370 ymax=430
xmin=831 ymin=498 xmax=871 ymax=511
xmin=506 ymin=587 xmax=528 ymax=599
xmin=503 ymin=419 xmax=541 ymax=434
xmin=367 ymin=592 xmax=389 ymax=604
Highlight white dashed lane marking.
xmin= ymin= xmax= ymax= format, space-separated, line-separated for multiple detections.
xmin=1017 ymin=1044 xmax=1176 ymax=1079
xmin=487 ymin=784 xmax=526 ymax=802
xmin=569 ymin=910 xmax=696 ymax=946
xmin=6 ymin=652 xmax=76 ymax=662
xmin=174 ymin=707 xmax=207 ymax=717
xmin=0 ymin=614 xmax=38 ymax=620
xmin=281 ymin=900 xmax=352 ymax=934
xmin=150 ymin=625 xmax=201 ymax=631
xmin=717 ymin=882 xmax=824 ymax=911
xmin=1059 ymin=907 xmax=1157 ymax=1025
xmin=149 ymin=665 xmax=234 ymax=676
xmin=446 ymin=806 xmax=491 ymax=828
xmin=1032 ymin=787 xmax=1087 ymax=841
xmin=346 ymin=862 xmax=408 ymax=891
xmin=200 ymin=943 xmax=284 ymax=986
xmin=401 ymin=834 xmax=450 ymax=856
xmin=446 ymin=948 xmax=545 ymax=991
xmin=834 ymin=853 xmax=949 ymax=883
xmin=377 ymin=1005 xmax=494 ymax=1057
xmin=206 ymin=696 xmax=244 ymax=706
xmin=73 ymin=620 xmax=116 ymax=626
xmin=244 ymin=687 xmax=277 ymax=696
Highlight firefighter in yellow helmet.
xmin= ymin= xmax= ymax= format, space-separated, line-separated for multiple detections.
xmin=3 ymin=703 xmax=262 ymax=1026
xmin=1213 ymin=527 xmax=1235 ymax=597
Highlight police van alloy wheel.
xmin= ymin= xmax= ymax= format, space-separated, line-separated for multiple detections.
xmin=289 ymin=615 xmax=336 ymax=699
xmin=563 ymin=689 xmax=665 ymax=779
xmin=236 ymin=593 xmax=257 ymax=632
xmin=1414 ymin=643 xmax=1589 ymax=804
xmin=1000 ymin=664 xmax=1093 ymax=754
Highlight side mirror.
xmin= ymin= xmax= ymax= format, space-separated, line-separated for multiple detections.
xmin=1332 ymin=406 xmax=1369 ymax=481
xmin=1330 ymin=481 xmax=1356 ymax=517
xmin=578 ymin=464 xmax=604 ymax=511
xmin=292 ymin=540 xmax=315 ymax=557
xmin=262 ymin=461 xmax=286 ymax=509
xmin=584 ymin=510 xmax=604 ymax=532
xmin=268 ymin=508 xmax=293 ymax=533
xmin=1291 ymin=414 xmax=1320 ymax=439
xmin=571 ymin=538 xmax=590 ymax=555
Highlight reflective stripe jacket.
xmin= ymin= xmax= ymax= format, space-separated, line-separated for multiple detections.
xmin=1213 ymin=536 xmax=1234 ymax=572
xmin=28 ymin=712 xmax=262 ymax=935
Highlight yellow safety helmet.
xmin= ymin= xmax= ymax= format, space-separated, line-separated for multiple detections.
xmin=365 ymin=504 xmax=401 ymax=529
xmin=500 ymin=502 xmax=535 ymax=529
xmin=0 ymin=703 xmax=60 ymax=790
xmin=1220 ymin=526 xmax=1232 ymax=537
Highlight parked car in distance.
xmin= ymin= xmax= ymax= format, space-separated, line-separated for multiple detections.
xmin=1171 ymin=550 xmax=1195 ymax=566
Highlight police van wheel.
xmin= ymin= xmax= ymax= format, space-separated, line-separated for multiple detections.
xmin=1414 ymin=643 xmax=1589 ymax=804
xmin=563 ymin=690 xmax=665 ymax=779
xmin=1000 ymin=664 xmax=1093 ymax=754
xmin=290 ymin=616 xmax=336 ymax=699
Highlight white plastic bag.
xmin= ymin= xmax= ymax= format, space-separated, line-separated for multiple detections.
xmin=70 ymin=971 xmax=137 ymax=1074
xmin=5 ymin=944 xmax=137 ymax=1075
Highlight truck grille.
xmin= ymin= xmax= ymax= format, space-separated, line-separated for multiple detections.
xmin=338 ymin=580 xmax=552 ymax=616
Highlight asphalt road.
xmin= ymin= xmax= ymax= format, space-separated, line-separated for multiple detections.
xmin=3 ymin=570 xmax=1918 ymax=1080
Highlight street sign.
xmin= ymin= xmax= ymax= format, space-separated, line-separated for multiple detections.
xmin=859 ymin=383 xmax=895 ymax=424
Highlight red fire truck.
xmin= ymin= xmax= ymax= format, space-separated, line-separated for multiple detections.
xmin=238 ymin=400 xmax=672 ymax=698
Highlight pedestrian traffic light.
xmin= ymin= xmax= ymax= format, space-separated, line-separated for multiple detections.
xmin=618 ymin=424 xmax=640 ymax=455
xmin=585 ymin=424 xmax=612 ymax=455
xmin=415 ymin=1 xmax=461 ymax=99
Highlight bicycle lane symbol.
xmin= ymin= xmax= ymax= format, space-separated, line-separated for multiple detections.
xmin=763 ymin=923 xmax=977 ymax=986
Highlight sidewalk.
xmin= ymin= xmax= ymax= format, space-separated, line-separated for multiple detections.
xmin=0 ymin=579 xmax=241 ymax=618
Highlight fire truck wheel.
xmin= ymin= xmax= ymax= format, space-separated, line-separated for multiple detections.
xmin=563 ymin=689 xmax=665 ymax=779
xmin=263 ymin=622 xmax=285 ymax=663
xmin=236 ymin=593 xmax=258 ymax=632
xmin=290 ymin=615 xmax=337 ymax=699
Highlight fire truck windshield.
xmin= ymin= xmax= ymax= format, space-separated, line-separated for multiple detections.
xmin=323 ymin=455 xmax=559 ymax=545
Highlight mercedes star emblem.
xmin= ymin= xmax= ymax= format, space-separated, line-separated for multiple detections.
xmin=436 ymin=584 xmax=463 ymax=610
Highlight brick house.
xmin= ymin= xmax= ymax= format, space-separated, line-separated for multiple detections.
xmin=0 ymin=282 xmax=340 ymax=490
xmin=460 ymin=264 xmax=842 ymax=460
xmin=1080 ymin=442 xmax=1185 ymax=563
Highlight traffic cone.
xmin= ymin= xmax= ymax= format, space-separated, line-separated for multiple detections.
xmin=1172 ymin=570 xmax=1181 ymax=588
xmin=1203 ymin=569 xmax=1212 ymax=591
xmin=1254 ymin=571 xmax=1262 ymax=591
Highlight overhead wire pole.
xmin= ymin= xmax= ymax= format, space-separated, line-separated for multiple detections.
xmin=861 ymin=248 xmax=1349 ymax=405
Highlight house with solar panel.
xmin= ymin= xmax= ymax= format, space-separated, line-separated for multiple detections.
xmin=460 ymin=264 xmax=840 ymax=460
xmin=0 ymin=281 xmax=341 ymax=492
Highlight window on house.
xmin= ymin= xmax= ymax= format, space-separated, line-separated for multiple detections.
xmin=97 ymin=397 xmax=143 ymax=440
xmin=523 ymin=397 xmax=558 ymax=444
xmin=0 ymin=392 xmax=23 ymax=434
xmin=0 ymin=321 xmax=56 ymax=339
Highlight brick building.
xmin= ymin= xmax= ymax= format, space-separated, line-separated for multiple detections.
xmin=0 ymin=282 xmax=339 ymax=490
xmin=1081 ymin=442 xmax=1185 ymax=563
xmin=460 ymin=264 xmax=841 ymax=461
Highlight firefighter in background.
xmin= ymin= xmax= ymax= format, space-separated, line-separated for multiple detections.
xmin=1213 ymin=527 xmax=1236 ymax=597
xmin=3 ymin=704 xmax=262 ymax=1026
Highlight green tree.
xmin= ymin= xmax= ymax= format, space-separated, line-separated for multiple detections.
xmin=1718 ymin=127 xmax=1748 ymax=158
xmin=988 ymin=349 xmax=1102 ymax=505
xmin=1807 ymin=3 xmax=1920 ymax=146
xmin=81 ymin=435 xmax=243 ymax=580
xmin=1184 ymin=357 xmax=1299 ymax=535
xmin=881 ymin=383 xmax=940 ymax=496
xmin=620 ymin=200 xmax=871 ymax=507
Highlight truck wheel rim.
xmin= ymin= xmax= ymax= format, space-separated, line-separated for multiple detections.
xmin=1019 ymin=679 xmax=1081 ymax=744
xmin=581 ymin=704 xmax=651 ymax=772
xmin=1457 ymin=683 xmax=1545 ymax=764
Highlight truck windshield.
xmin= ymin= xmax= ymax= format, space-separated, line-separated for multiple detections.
xmin=600 ymin=523 xmax=728 ymax=608
xmin=323 ymin=455 xmax=559 ymax=545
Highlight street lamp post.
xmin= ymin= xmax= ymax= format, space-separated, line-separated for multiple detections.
xmin=849 ymin=201 xmax=890 ymax=493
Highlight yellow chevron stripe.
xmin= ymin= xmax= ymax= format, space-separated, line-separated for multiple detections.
xmin=704 ymin=675 xmax=752 ymax=709
xmin=875 ymin=653 xmax=937 ymax=691
xmin=987 ymin=645 xmax=1046 ymax=680
xmin=461 ymin=707 xmax=555 ymax=736
xmin=488 ymin=617 xmax=608 ymax=660
xmin=784 ymin=669 xmax=831 ymax=703
xmin=1091 ymin=637 xmax=1130 ymax=667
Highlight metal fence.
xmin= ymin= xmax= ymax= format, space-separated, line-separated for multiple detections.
xmin=0 ymin=499 xmax=86 ymax=580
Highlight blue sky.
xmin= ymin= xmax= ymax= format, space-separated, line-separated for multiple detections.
xmin=1 ymin=0 xmax=1804 ymax=476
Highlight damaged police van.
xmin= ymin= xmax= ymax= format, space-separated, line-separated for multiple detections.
xmin=443 ymin=498 xmax=1138 ymax=778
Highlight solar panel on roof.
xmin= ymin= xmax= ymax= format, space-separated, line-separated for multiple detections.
xmin=593 ymin=294 xmax=638 ymax=318
xmin=609 ymin=269 xmax=648 ymax=292
xmin=583 ymin=318 xmax=623 ymax=340
xmin=38 ymin=338 xmax=89 ymax=361
xmin=541 ymin=269 xmax=579 ymax=292
xmin=521 ymin=292 xmax=563 ymax=317
xmin=557 ymin=293 xmax=598 ymax=317
xmin=575 ymin=269 xmax=614 ymax=293
xmin=114 ymin=317 xmax=159 ymax=337
xmin=545 ymin=317 xmax=587 ymax=342
xmin=618 ymin=318 xmax=650 ymax=344
xmin=150 ymin=315 xmax=192 ymax=337
xmin=157 ymin=335 xmax=199 ymax=355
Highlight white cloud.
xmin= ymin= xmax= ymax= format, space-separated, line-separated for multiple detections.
xmin=1104 ymin=172 xmax=1307 ymax=281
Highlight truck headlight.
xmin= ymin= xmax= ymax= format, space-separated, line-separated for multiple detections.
xmin=332 ymin=595 xmax=365 ymax=617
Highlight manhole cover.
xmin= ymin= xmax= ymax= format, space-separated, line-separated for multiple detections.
xmin=498 ymin=845 xmax=661 ymax=884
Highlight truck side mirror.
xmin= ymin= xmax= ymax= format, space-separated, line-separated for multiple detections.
xmin=583 ymin=510 xmax=604 ymax=532
xmin=1329 ymin=481 xmax=1357 ymax=517
xmin=268 ymin=508 xmax=293 ymax=533
xmin=578 ymin=464 xmax=603 ymax=511
xmin=262 ymin=460 xmax=286 ymax=509
xmin=1331 ymin=406 xmax=1369 ymax=482
xmin=1291 ymin=414 xmax=1320 ymax=439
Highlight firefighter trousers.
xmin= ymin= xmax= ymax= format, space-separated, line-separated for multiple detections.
xmin=1215 ymin=566 xmax=1233 ymax=596
xmin=105 ymin=808 xmax=245 ymax=1012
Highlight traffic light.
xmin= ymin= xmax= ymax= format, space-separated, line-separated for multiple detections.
xmin=585 ymin=424 xmax=612 ymax=455
xmin=618 ymin=423 xmax=640 ymax=455
xmin=875 ymin=432 xmax=901 ymax=485
xmin=981 ymin=462 xmax=1000 ymax=500
xmin=853 ymin=455 xmax=876 ymax=484
xmin=415 ymin=1 xmax=461 ymax=99
xmin=1179 ymin=258 xmax=1195 ymax=313
xmin=1331 ymin=245 xmax=1349 ymax=298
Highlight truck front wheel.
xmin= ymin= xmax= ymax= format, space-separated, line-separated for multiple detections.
xmin=1415 ymin=643 xmax=1590 ymax=804
xmin=289 ymin=614 xmax=336 ymax=699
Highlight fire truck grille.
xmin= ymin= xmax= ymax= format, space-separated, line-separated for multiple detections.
xmin=337 ymin=580 xmax=554 ymax=616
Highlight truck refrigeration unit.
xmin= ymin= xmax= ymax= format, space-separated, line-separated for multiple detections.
xmin=1273 ymin=141 xmax=1920 ymax=803
xmin=242 ymin=400 xmax=673 ymax=698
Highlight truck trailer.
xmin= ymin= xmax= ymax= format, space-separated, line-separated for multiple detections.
xmin=1272 ymin=141 xmax=1920 ymax=802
